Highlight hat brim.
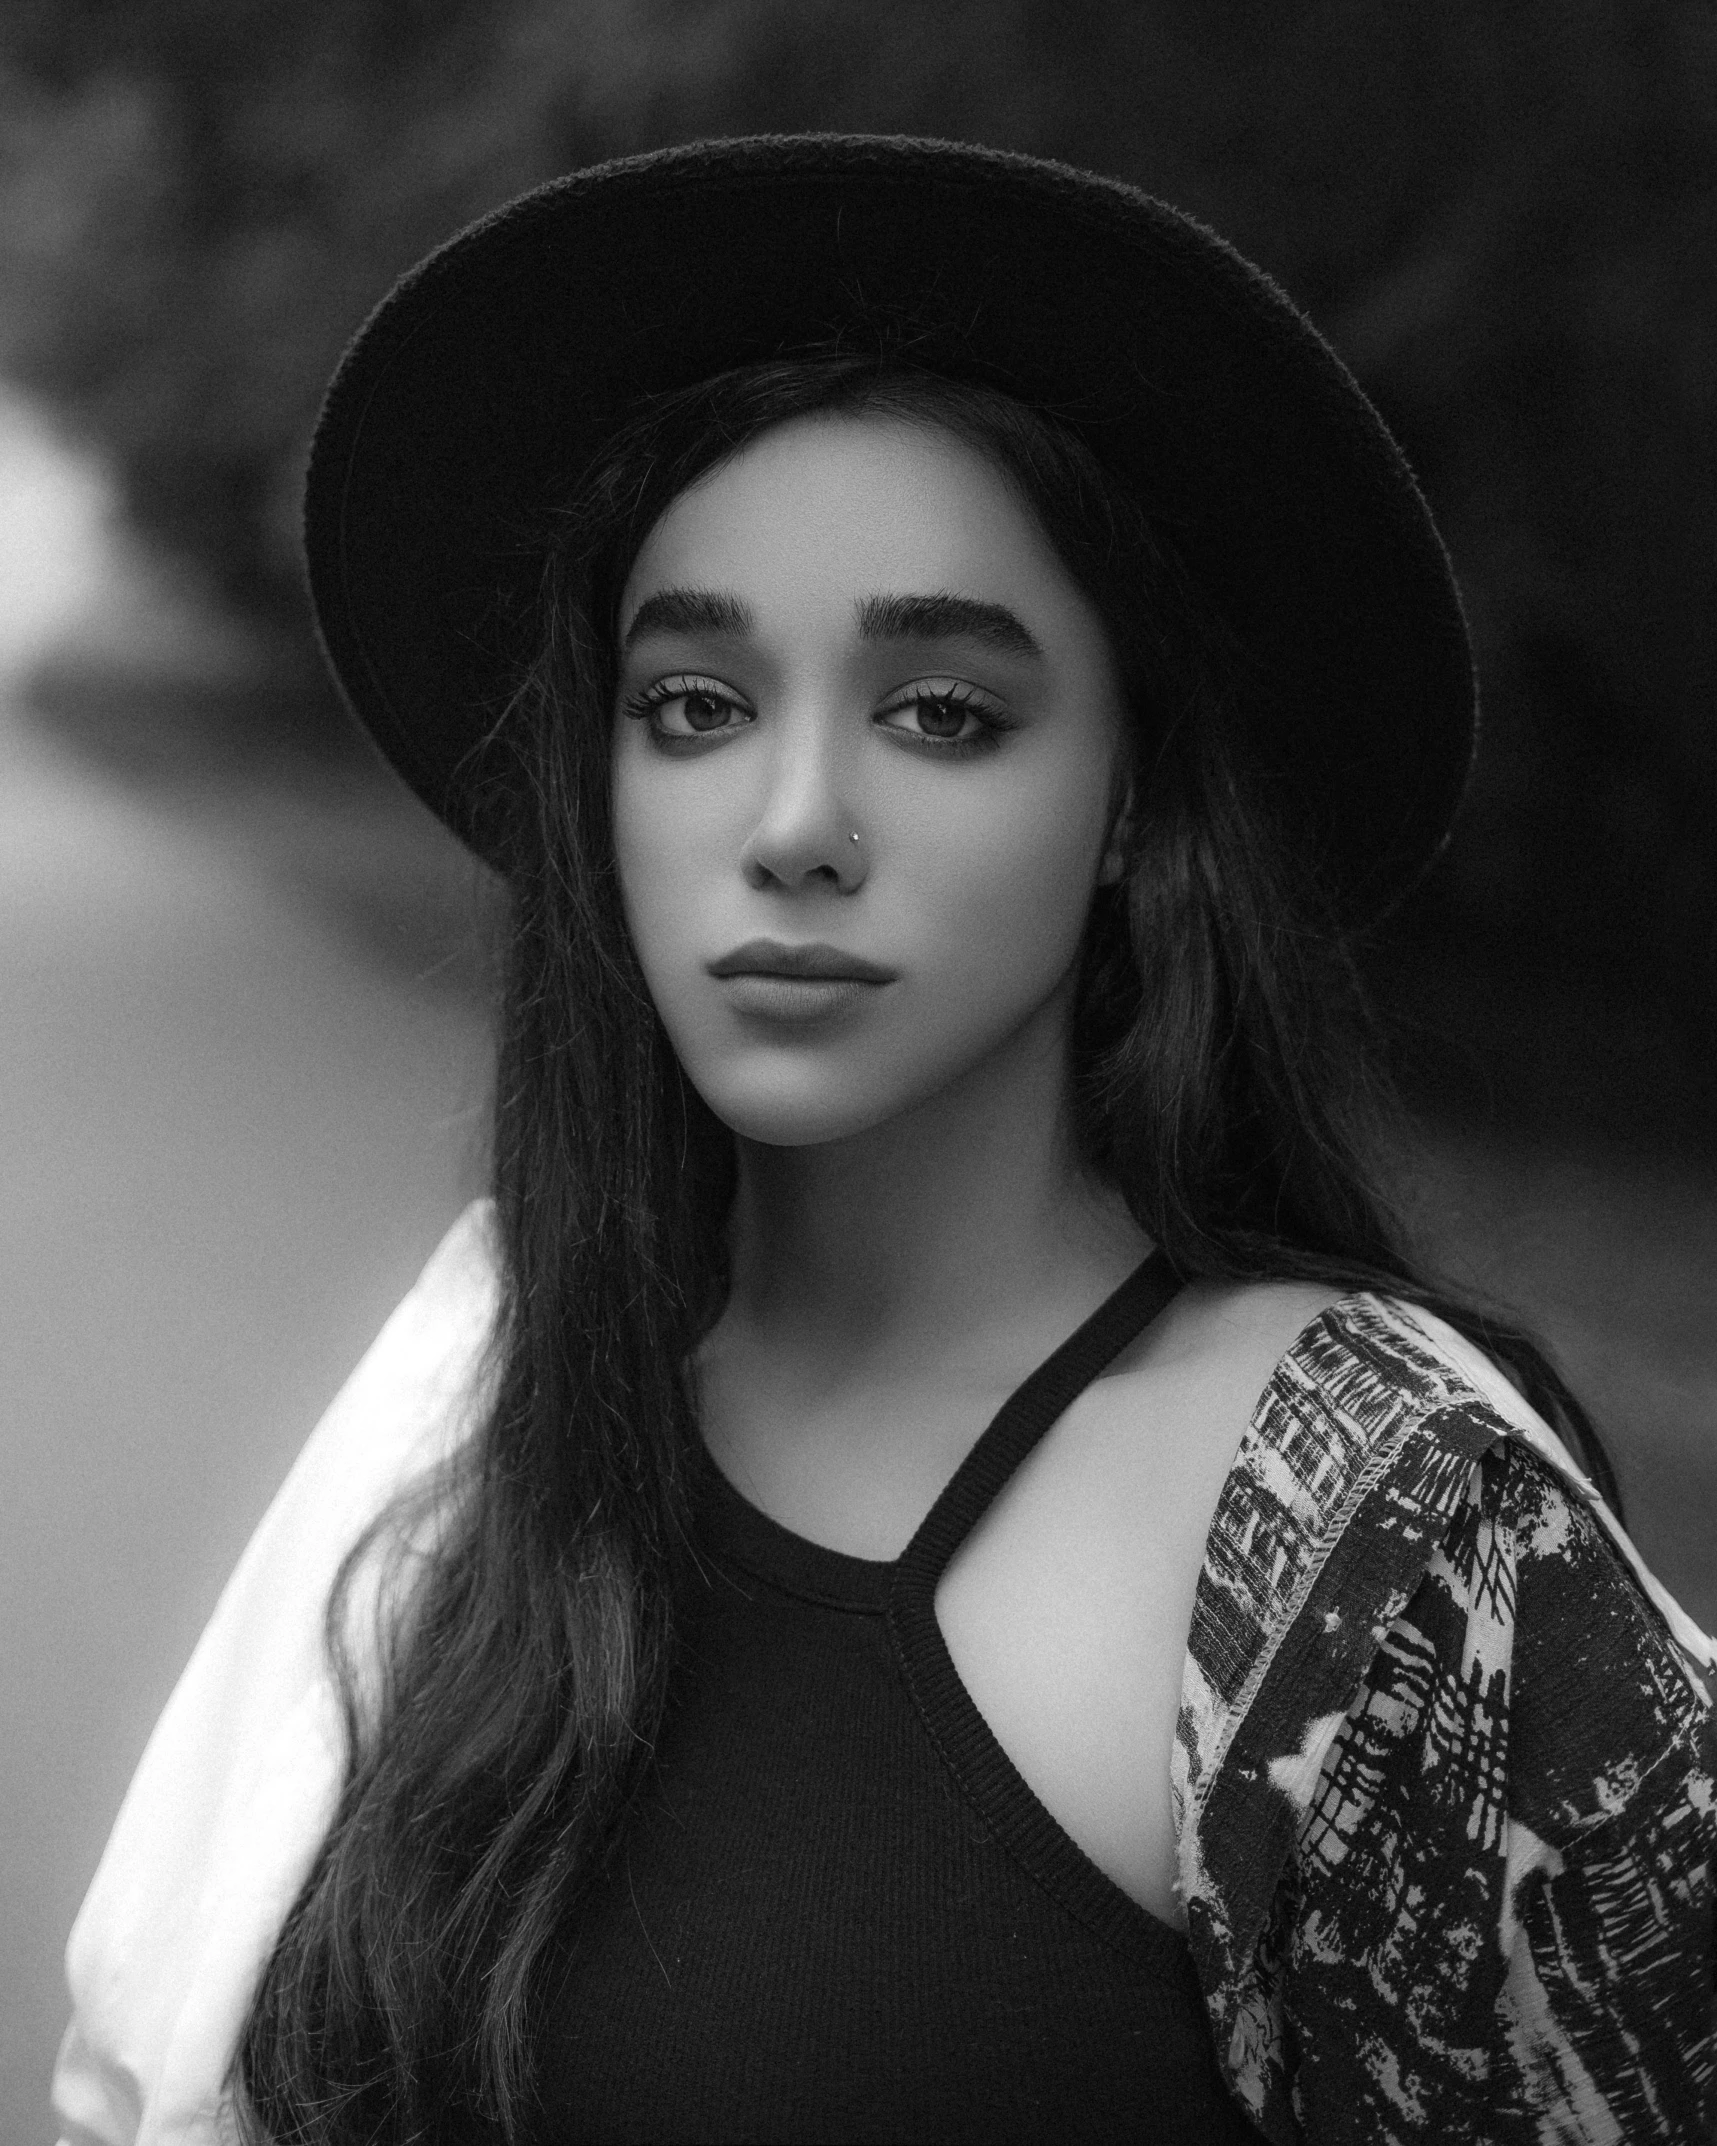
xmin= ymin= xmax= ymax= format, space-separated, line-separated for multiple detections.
xmin=305 ymin=132 xmax=1475 ymax=921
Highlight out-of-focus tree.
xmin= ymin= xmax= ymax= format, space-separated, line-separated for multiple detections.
xmin=0 ymin=0 xmax=623 ymax=640
xmin=2 ymin=0 xmax=1712 ymax=1138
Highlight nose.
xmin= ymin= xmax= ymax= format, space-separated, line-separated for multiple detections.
xmin=738 ymin=711 xmax=865 ymax=894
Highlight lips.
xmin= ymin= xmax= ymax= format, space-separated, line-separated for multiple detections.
xmin=707 ymin=940 xmax=896 ymax=983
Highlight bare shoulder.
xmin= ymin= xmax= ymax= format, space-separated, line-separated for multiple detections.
xmin=1099 ymin=1274 xmax=1348 ymax=1448
xmin=934 ymin=1274 xmax=1351 ymax=1923
xmin=1067 ymin=1274 xmax=1352 ymax=1555
xmin=1041 ymin=1270 xmax=1356 ymax=1623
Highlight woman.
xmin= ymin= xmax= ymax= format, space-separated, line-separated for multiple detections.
xmin=53 ymin=135 xmax=1715 ymax=2145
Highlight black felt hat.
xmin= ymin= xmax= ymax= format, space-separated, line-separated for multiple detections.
xmin=304 ymin=131 xmax=1476 ymax=920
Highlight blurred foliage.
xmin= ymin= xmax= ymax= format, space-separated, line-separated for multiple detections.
xmin=1 ymin=0 xmax=1714 ymax=1143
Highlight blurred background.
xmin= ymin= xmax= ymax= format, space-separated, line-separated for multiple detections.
xmin=3 ymin=0 xmax=1714 ymax=2129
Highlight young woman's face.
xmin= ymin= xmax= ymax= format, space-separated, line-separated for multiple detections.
xmin=611 ymin=411 xmax=1130 ymax=1148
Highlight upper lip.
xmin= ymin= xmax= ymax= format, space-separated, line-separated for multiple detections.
xmin=708 ymin=940 xmax=896 ymax=983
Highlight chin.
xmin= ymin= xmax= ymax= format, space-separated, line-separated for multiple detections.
xmin=683 ymin=1055 xmax=930 ymax=1151
xmin=694 ymin=1083 xmax=901 ymax=1151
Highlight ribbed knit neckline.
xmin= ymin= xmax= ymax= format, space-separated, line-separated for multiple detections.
xmin=693 ymin=1249 xmax=1190 ymax=1970
xmin=698 ymin=1454 xmax=894 ymax=1613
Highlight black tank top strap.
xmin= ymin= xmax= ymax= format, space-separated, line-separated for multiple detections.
xmin=891 ymin=1246 xmax=1184 ymax=1596
xmin=885 ymin=1247 xmax=1187 ymax=1967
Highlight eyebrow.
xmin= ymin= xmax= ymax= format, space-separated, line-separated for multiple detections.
xmin=621 ymin=588 xmax=753 ymax=651
xmin=619 ymin=586 xmax=1044 ymax=660
xmin=855 ymin=592 xmax=1043 ymax=660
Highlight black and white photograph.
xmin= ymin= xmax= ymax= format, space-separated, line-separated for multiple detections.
xmin=4 ymin=4 xmax=1715 ymax=2140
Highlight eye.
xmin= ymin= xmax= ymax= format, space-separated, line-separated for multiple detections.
xmin=877 ymin=680 xmax=1011 ymax=753
xmin=622 ymin=674 xmax=752 ymax=740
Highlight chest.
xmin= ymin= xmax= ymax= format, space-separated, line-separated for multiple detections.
xmin=698 ymin=1360 xmax=1241 ymax=1930
xmin=537 ymin=1465 xmax=1249 ymax=2141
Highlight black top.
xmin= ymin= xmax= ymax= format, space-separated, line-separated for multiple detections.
xmin=536 ymin=1254 xmax=1261 ymax=2143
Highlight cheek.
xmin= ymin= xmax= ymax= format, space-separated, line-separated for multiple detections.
xmin=611 ymin=754 xmax=701 ymax=970
xmin=613 ymin=842 xmax=678 ymax=1031
xmin=911 ymin=772 xmax=1110 ymax=999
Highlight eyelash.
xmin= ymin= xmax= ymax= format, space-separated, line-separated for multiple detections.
xmin=620 ymin=674 xmax=1013 ymax=758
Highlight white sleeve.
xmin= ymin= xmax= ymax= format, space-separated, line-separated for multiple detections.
xmin=51 ymin=1201 xmax=502 ymax=2146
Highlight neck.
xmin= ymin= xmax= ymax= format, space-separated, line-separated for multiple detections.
xmin=709 ymin=986 xmax=1151 ymax=1396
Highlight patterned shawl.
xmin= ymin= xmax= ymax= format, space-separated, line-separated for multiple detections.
xmin=1177 ymin=1294 xmax=1717 ymax=2143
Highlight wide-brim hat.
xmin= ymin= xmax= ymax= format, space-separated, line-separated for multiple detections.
xmin=305 ymin=132 xmax=1476 ymax=921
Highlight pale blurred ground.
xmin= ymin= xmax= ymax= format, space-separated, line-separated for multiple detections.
xmin=0 ymin=391 xmax=494 ymax=2134
xmin=1 ymin=387 xmax=1713 ymax=2139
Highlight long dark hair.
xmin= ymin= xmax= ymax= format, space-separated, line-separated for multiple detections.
xmin=239 ymin=353 xmax=1620 ymax=2142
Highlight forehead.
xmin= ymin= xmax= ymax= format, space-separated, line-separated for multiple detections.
xmin=622 ymin=411 xmax=1073 ymax=615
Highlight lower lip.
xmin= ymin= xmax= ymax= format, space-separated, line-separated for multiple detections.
xmin=718 ymin=974 xmax=886 ymax=1022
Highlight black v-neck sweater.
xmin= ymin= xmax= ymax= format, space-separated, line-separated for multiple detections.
xmin=535 ymin=1256 xmax=1261 ymax=2143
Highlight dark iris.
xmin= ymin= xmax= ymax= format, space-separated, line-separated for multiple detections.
xmin=683 ymin=689 xmax=728 ymax=731
xmin=916 ymin=696 xmax=967 ymax=737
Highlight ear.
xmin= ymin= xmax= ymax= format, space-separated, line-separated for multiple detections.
xmin=1097 ymin=777 xmax=1136 ymax=887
